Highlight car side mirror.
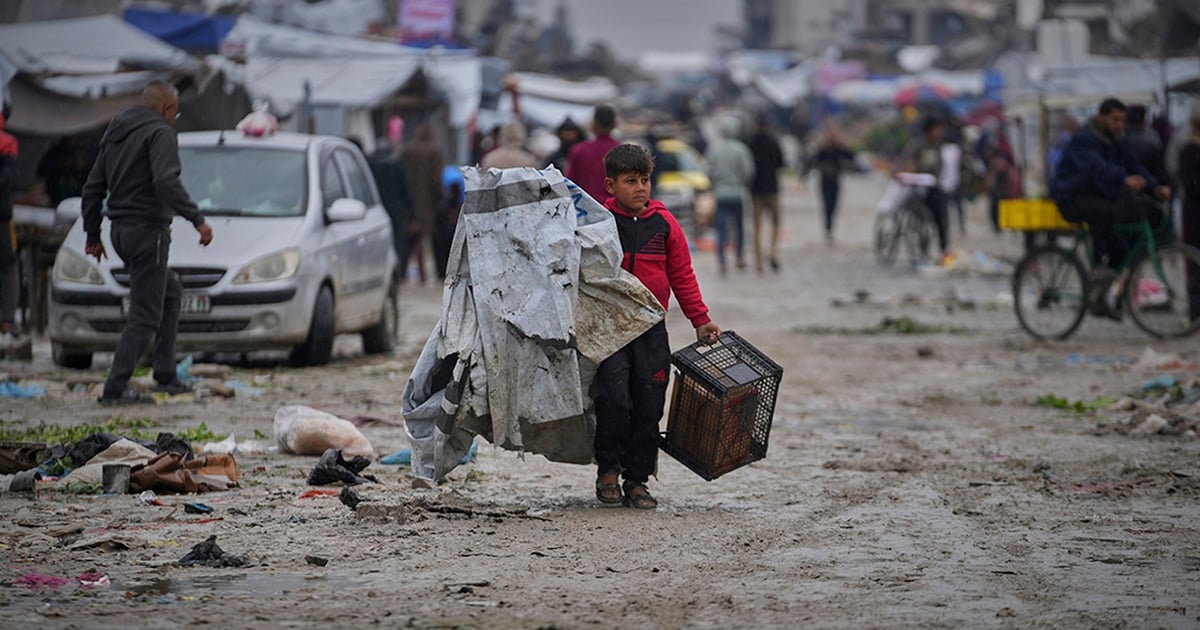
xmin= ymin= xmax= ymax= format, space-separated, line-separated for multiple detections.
xmin=327 ymin=198 xmax=366 ymax=222
xmin=56 ymin=197 xmax=82 ymax=223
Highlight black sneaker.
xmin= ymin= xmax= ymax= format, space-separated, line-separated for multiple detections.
xmin=155 ymin=379 xmax=194 ymax=395
xmin=99 ymin=389 xmax=154 ymax=406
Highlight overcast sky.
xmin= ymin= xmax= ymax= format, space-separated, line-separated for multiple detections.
xmin=527 ymin=0 xmax=742 ymax=59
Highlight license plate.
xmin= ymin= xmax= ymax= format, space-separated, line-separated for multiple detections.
xmin=122 ymin=293 xmax=211 ymax=315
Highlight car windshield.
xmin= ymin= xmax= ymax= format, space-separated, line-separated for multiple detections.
xmin=180 ymin=146 xmax=307 ymax=217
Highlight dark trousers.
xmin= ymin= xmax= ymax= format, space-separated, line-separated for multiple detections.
xmin=593 ymin=321 xmax=670 ymax=484
xmin=1059 ymin=188 xmax=1160 ymax=267
xmin=925 ymin=188 xmax=950 ymax=253
xmin=715 ymin=198 xmax=744 ymax=267
xmin=820 ymin=179 xmax=839 ymax=234
xmin=103 ymin=223 xmax=181 ymax=398
xmin=0 ymin=220 xmax=17 ymax=329
xmin=1184 ymin=208 xmax=1200 ymax=319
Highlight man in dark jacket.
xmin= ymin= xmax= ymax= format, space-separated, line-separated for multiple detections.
xmin=81 ymin=80 xmax=213 ymax=405
xmin=0 ymin=111 xmax=19 ymax=349
xmin=747 ymin=115 xmax=784 ymax=272
xmin=1051 ymin=97 xmax=1170 ymax=317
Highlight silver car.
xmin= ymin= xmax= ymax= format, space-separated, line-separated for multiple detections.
xmin=49 ymin=130 xmax=398 ymax=368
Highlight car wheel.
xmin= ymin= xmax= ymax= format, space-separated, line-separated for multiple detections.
xmin=52 ymin=343 xmax=93 ymax=370
xmin=289 ymin=285 xmax=335 ymax=367
xmin=361 ymin=287 xmax=398 ymax=355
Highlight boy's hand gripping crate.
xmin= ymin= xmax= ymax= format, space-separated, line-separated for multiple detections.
xmin=661 ymin=331 xmax=783 ymax=480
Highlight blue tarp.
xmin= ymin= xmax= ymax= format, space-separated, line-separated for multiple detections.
xmin=125 ymin=7 xmax=235 ymax=53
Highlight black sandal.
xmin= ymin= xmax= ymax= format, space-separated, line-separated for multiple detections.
xmin=595 ymin=473 xmax=622 ymax=504
xmin=622 ymin=481 xmax=658 ymax=510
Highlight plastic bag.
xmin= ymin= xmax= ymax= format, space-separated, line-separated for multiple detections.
xmin=273 ymin=405 xmax=375 ymax=457
xmin=236 ymin=100 xmax=278 ymax=137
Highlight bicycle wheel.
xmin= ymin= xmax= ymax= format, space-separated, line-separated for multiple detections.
xmin=874 ymin=211 xmax=901 ymax=265
xmin=899 ymin=203 xmax=934 ymax=265
xmin=1013 ymin=245 xmax=1087 ymax=340
xmin=1127 ymin=242 xmax=1200 ymax=338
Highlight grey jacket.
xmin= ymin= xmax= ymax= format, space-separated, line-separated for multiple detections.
xmin=705 ymin=121 xmax=755 ymax=202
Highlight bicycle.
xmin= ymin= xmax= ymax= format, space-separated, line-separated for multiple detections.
xmin=1006 ymin=199 xmax=1200 ymax=340
xmin=874 ymin=173 xmax=937 ymax=266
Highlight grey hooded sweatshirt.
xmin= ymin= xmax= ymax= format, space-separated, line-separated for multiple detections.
xmin=82 ymin=105 xmax=205 ymax=246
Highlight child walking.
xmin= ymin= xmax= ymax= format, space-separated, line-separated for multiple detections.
xmin=594 ymin=143 xmax=721 ymax=510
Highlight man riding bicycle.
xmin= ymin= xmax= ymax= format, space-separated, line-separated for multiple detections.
xmin=1050 ymin=97 xmax=1171 ymax=318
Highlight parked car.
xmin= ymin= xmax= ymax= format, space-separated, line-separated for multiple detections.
xmin=49 ymin=129 xmax=398 ymax=368
xmin=646 ymin=138 xmax=713 ymax=236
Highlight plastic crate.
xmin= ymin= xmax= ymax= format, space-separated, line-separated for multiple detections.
xmin=997 ymin=198 xmax=1080 ymax=231
xmin=661 ymin=331 xmax=782 ymax=481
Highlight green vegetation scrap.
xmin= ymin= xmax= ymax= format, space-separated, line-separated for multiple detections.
xmin=792 ymin=316 xmax=969 ymax=336
xmin=0 ymin=417 xmax=158 ymax=445
xmin=1035 ymin=393 xmax=1116 ymax=413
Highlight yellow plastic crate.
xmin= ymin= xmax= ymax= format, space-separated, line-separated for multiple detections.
xmin=998 ymin=198 xmax=1080 ymax=231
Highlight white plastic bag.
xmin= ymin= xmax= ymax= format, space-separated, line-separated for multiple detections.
xmin=273 ymin=405 xmax=375 ymax=457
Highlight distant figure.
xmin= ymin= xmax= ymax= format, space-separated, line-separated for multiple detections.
xmin=985 ymin=144 xmax=1021 ymax=233
xmin=899 ymin=116 xmax=951 ymax=262
xmin=705 ymin=116 xmax=755 ymax=275
xmin=542 ymin=117 xmax=584 ymax=172
xmin=1126 ymin=104 xmax=1167 ymax=186
xmin=746 ymin=115 xmax=784 ymax=272
xmin=1046 ymin=115 xmax=1079 ymax=187
xmin=37 ymin=135 xmax=92 ymax=206
xmin=435 ymin=164 xmax=465 ymax=280
xmin=362 ymin=137 xmax=414 ymax=276
xmin=398 ymin=123 xmax=444 ymax=284
xmin=1178 ymin=107 xmax=1200 ymax=319
xmin=809 ymin=127 xmax=856 ymax=245
xmin=0 ymin=111 xmax=19 ymax=349
xmin=566 ymin=104 xmax=620 ymax=203
xmin=479 ymin=120 xmax=538 ymax=170
xmin=81 ymin=80 xmax=213 ymax=404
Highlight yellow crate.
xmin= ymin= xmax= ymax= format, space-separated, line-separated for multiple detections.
xmin=998 ymin=198 xmax=1080 ymax=231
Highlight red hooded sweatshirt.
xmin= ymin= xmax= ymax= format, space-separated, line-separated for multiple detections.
xmin=603 ymin=197 xmax=711 ymax=328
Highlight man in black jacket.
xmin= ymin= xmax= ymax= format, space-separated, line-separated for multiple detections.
xmin=1050 ymin=98 xmax=1169 ymax=317
xmin=82 ymin=80 xmax=214 ymax=405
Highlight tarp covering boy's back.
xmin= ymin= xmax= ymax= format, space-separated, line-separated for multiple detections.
xmin=402 ymin=166 xmax=665 ymax=482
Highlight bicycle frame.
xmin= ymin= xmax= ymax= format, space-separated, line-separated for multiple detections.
xmin=1056 ymin=219 xmax=1164 ymax=305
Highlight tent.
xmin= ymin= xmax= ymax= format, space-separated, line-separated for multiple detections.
xmin=125 ymin=6 xmax=236 ymax=54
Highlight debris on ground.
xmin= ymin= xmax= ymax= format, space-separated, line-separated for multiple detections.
xmin=178 ymin=535 xmax=246 ymax=568
xmin=306 ymin=448 xmax=377 ymax=486
xmin=274 ymin=405 xmax=375 ymax=457
xmin=792 ymin=316 xmax=969 ymax=336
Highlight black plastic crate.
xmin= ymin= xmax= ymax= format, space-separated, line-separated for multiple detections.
xmin=660 ymin=331 xmax=782 ymax=480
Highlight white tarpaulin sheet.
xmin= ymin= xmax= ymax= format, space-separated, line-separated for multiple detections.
xmin=402 ymin=167 xmax=666 ymax=483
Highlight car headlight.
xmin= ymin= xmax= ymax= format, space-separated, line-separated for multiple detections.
xmin=233 ymin=249 xmax=301 ymax=284
xmin=53 ymin=248 xmax=104 ymax=285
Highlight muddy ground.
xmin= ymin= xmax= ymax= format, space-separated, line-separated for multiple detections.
xmin=1 ymin=172 xmax=1198 ymax=629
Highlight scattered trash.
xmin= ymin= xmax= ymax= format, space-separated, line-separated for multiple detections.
xmin=306 ymin=448 xmax=377 ymax=486
xmin=101 ymin=463 xmax=131 ymax=494
xmin=380 ymin=447 xmax=412 ymax=466
xmin=8 ymin=467 xmax=41 ymax=492
xmin=1035 ymin=393 xmax=1115 ymax=413
xmin=0 ymin=382 xmax=46 ymax=398
xmin=1065 ymin=354 xmax=1130 ymax=366
xmin=1142 ymin=375 xmax=1178 ymax=391
xmin=178 ymin=535 xmax=246 ymax=568
xmin=1133 ymin=347 xmax=1197 ymax=372
xmin=184 ymin=503 xmax=214 ymax=515
xmin=792 ymin=317 xmax=969 ymax=336
xmin=175 ymin=355 xmax=195 ymax=383
xmin=339 ymin=485 xmax=368 ymax=510
xmin=224 ymin=380 xmax=266 ymax=396
xmin=305 ymin=555 xmax=329 ymax=567
xmin=274 ymin=405 xmax=375 ymax=457
xmin=139 ymin=490 xmax=163 ymax=505
xmin=16 ymin=573 xmax=70 ymax=590
xmin=197 ymin=434 xmax=275 ymax=455
xmin=0 ymin=441 xmax=45 ymax=475
xmin=916 ymin=345 xmax=935 ymax=358
xmin=77 ymin=573 xmax=110 ymax=588
xmin=130 ymin=452 xmax=239 ymax=494
xmin=296 ymin=489 xmax=340 ymax=499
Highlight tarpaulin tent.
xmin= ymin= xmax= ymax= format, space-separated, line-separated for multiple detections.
xmin=125 ymin=6 xmax=236 ymax=54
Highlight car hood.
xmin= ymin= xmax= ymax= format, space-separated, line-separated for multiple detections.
xmin=166 ymin=216 xmax=305 ymax=267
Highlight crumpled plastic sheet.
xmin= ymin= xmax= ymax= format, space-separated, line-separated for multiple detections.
xmin=403 ymin=167 xmax=665 ymax=483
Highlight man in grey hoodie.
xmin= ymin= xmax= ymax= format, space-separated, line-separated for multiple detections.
xmin=704 ymin=116 xmax=755 ymax=274
xmin=82 ymin=80 xmax=214 ymax=405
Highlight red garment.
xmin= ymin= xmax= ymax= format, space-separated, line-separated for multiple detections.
xmin=603 ymin=197 xmax=711 ymax=327
xmin=566 ymin=134 xmax=620 ymax=203
xmin=0 ymin=113 xmax=16 ymax=158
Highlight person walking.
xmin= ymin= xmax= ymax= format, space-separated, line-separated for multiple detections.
xmin=479 ymin=120 xmax=538 ymax=170
xmin=705 ymin=116 xmax=755 ymax=275
xmin=1178 ymin=107 xmax=1200 ymax=320
xmin=809 ymin=127 xmax=856 ymax=245
xmin=566 ymin=104 xmax=620 ymax=203
xmin=398 ymin=123 xmax=444 ymax=284
xmin=746 ymin=115 xmax=784 ymax=272
xmin=0 ymin=111 xmax=20 ymax=352
xmin=899 ymin=117 xmax=952 ymax=264
xmin=81 ymin=80 xmax=213 ymax=405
